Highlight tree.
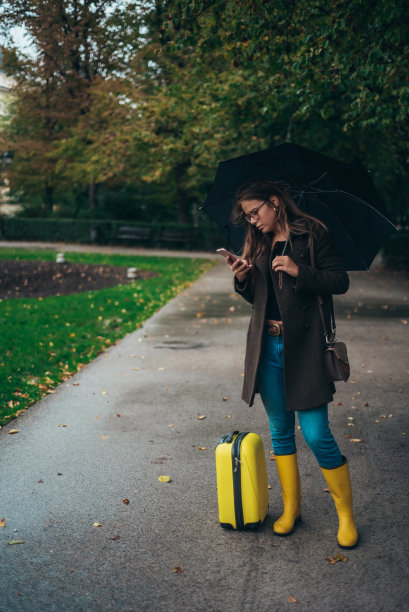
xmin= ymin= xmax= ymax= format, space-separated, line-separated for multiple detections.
xmin=0 ymin=0 xmax=139 ymax=214
xmin=161 ymin=0 xmax=409 ymax=223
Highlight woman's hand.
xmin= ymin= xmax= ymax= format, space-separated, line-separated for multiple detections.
xmin=272 ymin=255 xmax=299 ymax=278
xmin=227 ymin=255 xmax=252 ymax=283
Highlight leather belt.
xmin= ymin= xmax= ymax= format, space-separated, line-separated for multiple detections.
xmin=265 ymin=320 xmax=283 ymax=337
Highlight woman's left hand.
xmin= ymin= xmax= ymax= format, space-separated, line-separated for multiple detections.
xmin=272 ymin=255 xmax=299 ymax=278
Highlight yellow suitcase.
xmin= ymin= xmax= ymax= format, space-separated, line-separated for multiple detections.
xmin=215 ymin=431 xmax=269 ymax=530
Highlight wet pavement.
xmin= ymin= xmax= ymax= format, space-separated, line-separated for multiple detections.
xmin=0 ymin=249 xmax=408 ymax=611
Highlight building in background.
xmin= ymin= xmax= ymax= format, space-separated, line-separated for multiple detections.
xmin=0 ymin=49 xmax=15 ymax=116
xmin=0 ymin=48 xmax=18 ymax=218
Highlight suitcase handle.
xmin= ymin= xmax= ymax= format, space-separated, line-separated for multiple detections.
xmin=216 ymin=430 xmax=240 ymax=446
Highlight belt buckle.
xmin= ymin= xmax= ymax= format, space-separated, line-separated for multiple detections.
xmin=268 ymin=323 xmax=281 ymax=337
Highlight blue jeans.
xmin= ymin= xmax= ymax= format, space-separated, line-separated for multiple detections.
xmin=257 ymin=333 xmax=343 ymax=469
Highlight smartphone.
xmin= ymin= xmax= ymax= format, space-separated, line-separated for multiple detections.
xmin=216 ymin=248 xmax=239 ymax=261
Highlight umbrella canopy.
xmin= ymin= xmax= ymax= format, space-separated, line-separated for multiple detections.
xmin=202 ymin=143 xmax=397 ymax=270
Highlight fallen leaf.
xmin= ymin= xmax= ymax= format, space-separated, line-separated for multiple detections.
xmin=197 ymin=414 xmax=206 ymax=420
xmin=198 ymin=446 xmax=207 ymax=451
xmin=335 ymin=402 xmax=343 ymax=406
xmin=288 ymin=596 xmax=297 ymax=603
xmin=326 ymin=552 xmax=348 ymax=564
xmin=116 ymin=414 xmax=121 ymax=417
xmin=109 ymin=535 xmax=120 ymax=541
xmin=326 ymin=556 xmax=338 ymax=564
xmin=344 ymin=434 xmax=352 ymax=439
xmin=350 ymin=438 xmax=364 ymax=443
xmin=158 ymin=475 xmax=171 ymax=483
xmin=347 ymin=417 xmax=354 ymax=421
xmin=225 ymin=414 xmax=232 ymax=418
xmin=222 ymin=397 xmax=228 ymax=401
xmin=93 ymin=522 xmax=102 ymax=527
xmin=364 ymin=402 xmax=369 ymax=407
xmin=0 ymin=517 xmax=5 ymax=528
xmin=123 ymin=499 xmax=130 ymax=504
xmin=7 ymin=429 xmax=19 ymax=435
xmin=323 ymin=488 xmax=330 ymax=492
xmin=8 ymin=540 xmax=25 ymax=545
xmin=58 ymin=424 xmax=67 ymax=427
xmin=168 ymin=424 xmax=175 ymax=428
xmin=268 ymin=485 xmax=272 ymax=490
xmin=100 ymin=435 xmax=109 ymax=440
xmin=173 ymin=566 xmax=184 ymax=573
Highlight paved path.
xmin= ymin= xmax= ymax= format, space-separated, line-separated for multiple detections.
xmin=0 ymin=252 xmax=408 ymax=611
xmin=0 ymin=240 xmax=219 ymax=259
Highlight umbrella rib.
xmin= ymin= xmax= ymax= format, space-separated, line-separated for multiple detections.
xmin=301 ymin=188 xmax=397 ymax=229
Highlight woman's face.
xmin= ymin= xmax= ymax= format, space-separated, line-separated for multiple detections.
xmin=241 ymin=197 xmax=279 ymax=234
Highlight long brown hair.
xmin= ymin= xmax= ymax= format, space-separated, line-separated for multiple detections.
xmin=232 ymin=179 xmax=327 ymax=263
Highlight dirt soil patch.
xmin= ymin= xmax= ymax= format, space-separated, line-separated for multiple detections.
xmin=0 ymin=260 xmax=158 ymax=299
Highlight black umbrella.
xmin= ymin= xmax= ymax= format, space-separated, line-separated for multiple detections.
xmin=202 ymin=143 xmax=397 ymax=270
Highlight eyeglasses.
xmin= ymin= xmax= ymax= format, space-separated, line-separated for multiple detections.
xmin=243 ymin=201 xmax=268 ymax=223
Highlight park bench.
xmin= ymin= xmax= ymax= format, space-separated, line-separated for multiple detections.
xmin=116 ymin=226 xmax=152 ymax=244
xmin=159 ymin=228 xmax=196 ymax=249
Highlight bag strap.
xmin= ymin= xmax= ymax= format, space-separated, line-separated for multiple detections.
xmin=309 ymin=241 xmax=336 ymax=344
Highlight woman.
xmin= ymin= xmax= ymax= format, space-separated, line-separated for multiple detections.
xmin=225 ymin=179 xmax=358 ymax=548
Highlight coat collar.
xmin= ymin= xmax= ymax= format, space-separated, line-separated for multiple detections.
xmin=255 ymin=233 xmax=308 ymax=280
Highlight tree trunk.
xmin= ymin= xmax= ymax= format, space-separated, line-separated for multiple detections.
xmin=88 ymin=180 xmax=98 ymax=211
xmin=44 ymin=184 xmax=54 ymax=212
xmin=174 ymin=164 xmax=190 ymax=223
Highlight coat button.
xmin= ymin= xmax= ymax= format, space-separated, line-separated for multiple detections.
xmin=300 ymin=254 xmax=305 ymax=259
xmin=301 ymin=305 xmax=307 ymax=311
xmin=304 ymin=323 xmax=310 ymax=329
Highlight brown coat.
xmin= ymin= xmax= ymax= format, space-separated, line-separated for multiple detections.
xmin=234 ymin=229 xmax=349 ymax=411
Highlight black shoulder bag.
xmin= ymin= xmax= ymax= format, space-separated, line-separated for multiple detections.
xmin=309 ymin=242 xmax=350 ymax=383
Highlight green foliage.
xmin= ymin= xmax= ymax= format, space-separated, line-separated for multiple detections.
xmin=1 ymin=0 xmax=408 ymax=226
xmin=0 ymin=248 xmax=215 ymax=426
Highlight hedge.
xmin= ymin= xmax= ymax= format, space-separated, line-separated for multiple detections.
xmin=0 ymin=217 xmax=227 ymax=251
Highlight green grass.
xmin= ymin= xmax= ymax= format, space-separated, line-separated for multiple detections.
xmin=0 ymin=248 xmax=215 ymax=427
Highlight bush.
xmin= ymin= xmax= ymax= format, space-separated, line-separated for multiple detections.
xmin=382 ymin=230 xmax=409 ymax=269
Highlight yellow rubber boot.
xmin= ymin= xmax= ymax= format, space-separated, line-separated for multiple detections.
xmin=273 ymin=453 xmax=302 ymax=536
xmin=320 ymin=458 xmax=358 ymax=549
